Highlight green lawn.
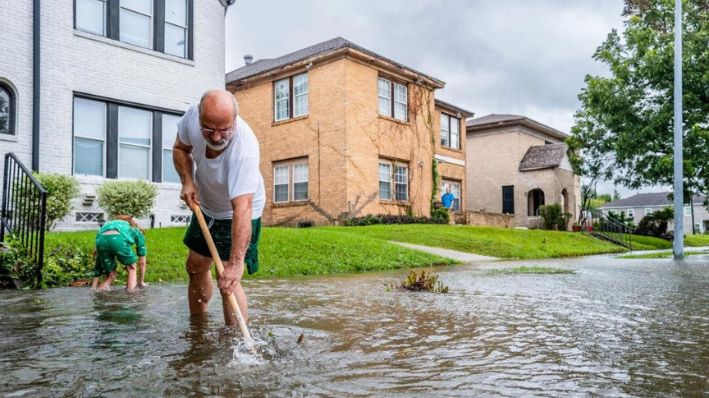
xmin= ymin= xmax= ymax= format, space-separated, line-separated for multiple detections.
xmin=629 ymin=234 xmax=673 ymax=250
xmin=686 ymin=234 xmax=709 ymax=247
xmin=619 ymin=249 xmax=709 ymax=259
xmin=328 ymin=225 xmax=625 ymax=259
xmin=44 ymin=227 xmax=456 ymax=283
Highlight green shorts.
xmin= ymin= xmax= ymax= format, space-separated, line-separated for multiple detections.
xmin=182 ymin=214 xmax=261 ymax=275
xmin=94 ymin=234 xmax=138 ymax=277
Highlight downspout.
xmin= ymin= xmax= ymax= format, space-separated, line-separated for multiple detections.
xmin=32 ymin=0 xmax=40 ymax=171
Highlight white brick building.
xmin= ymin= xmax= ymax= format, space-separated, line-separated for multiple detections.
xmin=0 ymin=0 xmax=232 ymax=230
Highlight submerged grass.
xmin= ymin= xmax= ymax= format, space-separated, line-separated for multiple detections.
xmin=489 ymin=266 xmax=575 ymax=275
xmin=331 ymin=224 xmax=625 ymax=259
xmin=619 ymin=250 xmax=709 ymax=259
xmin=45 ymin=227 xmax=456 ymax=283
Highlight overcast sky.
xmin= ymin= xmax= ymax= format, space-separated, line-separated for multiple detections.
xmin=225 ymin=1 xmax=651 ymax=197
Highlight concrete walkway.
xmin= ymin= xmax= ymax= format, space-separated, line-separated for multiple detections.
xmin=391 ymin=241 xmax=498 ymax=262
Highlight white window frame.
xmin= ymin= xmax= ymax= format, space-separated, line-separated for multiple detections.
xmin=273 ymin=158 xmax=308 ymax=203
xmin=379 ymin=159 xmax=409 ymax=202
xmin=441 ymin=179 xmax=462 ymax=211
xmin=117 ymin=105 xmax=153 ymax=180
xmin=378 ymin=77 xmax=408 ymax=122
xmin=75 ymin=0 xmax=106 ymax=36
xmin=164 ymin=0 xmax=189 ymax=58
xmin=274 ymin=73 xmax=308 ymax=122
xmin=119 ymin=0 xmax=154 ymax=49
xmin=645 ymin=208 xmax=653 ymax=216
xmin=379 ymin=161 xmax=392 ymax=200
xmin=684 ymin=206 xmax=691 ymax=216
xmin=440 ymin=113 xmax=461 ymax=150
xmin=73 ymin=97 xmax=107 ymax=177
xmin=627 ymin=209 xmax=635 ymax=218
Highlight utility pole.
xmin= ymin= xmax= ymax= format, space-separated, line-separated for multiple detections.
xmin=672 ymin=0 xmax=684 ymax=259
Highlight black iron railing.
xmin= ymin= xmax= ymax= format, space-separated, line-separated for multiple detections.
xmin=580 ymin=207 xmax=633 ymax=249
xmin=1 ymin=153 xmax=48 ymax=287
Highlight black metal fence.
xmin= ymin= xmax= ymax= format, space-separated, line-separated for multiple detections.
xmin=580 ymin=207 xmax=633 ymax=249
xmin=1 ymin=153 xmax=48 ymax=287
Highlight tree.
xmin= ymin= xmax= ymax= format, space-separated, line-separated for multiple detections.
xmin=568 ymin=0 xmax=708 ymax=208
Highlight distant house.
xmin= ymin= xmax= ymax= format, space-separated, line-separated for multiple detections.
xmin=226 ymin=37 xmax=472 ymax=226
xmin=465 ymin=114 xmax=581 ymax=229
xmin=1 ymin=1 xmax=231 ymax=230
xmin=600 ymin=192 xmax=709 ymax=235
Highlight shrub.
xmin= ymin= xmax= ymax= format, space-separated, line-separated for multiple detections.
xmin=34 ymin=173 xmax=80 ymax=230
xmin=430 ymin=207 xmax=450 ymax=224
xmin=635 ymin=207 xmax=674 ymax=238
xmin=41 ymin=244 xmax=93 ymax=288
xmin=0 ymin=237 xmax=37 ymax=287
xmin=389 ymin=269 xmax=449 ymax=293
xmin=345 ymin=213 xmax=448 ymax=226
xmin=97 ymin=180 xmax=157 ymax=219
xmin=539 ymin=203 xmax=572 ymax=230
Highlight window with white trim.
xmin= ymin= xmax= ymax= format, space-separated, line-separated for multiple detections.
xmin=627 ymin=209 xmax=635 ymax=218
xmin=119 ymin=0 xmax=153 ymax=49
xmin=164 ymin=0 xmax=188 ymax=57
xmin=377 ymin=77 xmax=407 ymax=122
xmin=644 ymin=208 xmax=652 ymax=215
xmin=118 ymin=106 xmax=152 ymax=180
xmin=161 ymin=114 xmax=181 ymax=183
xmin=76 ymin=0 xmax=106 ymax=36
xmin=440 ymin=113 xmax=460 ymax=149
xmin=0 ymin=82 xmax=17 ymax=136
xmin=274 ymin=73 xmax=308 ymax=122
xmin=273 ymin=158 xmax=309 ymax=203
xmin=441 ymin=179 xmax=462 ymax=211
xmin=684 ymin=206 xmax=691 ymax=216
xmin=379 ymin=159 xmax=408 ymax=201
xmin=73 ymin=97 xmax=107 ymax=176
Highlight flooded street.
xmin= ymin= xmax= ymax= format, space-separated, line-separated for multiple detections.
xmin=1 ymin=254 xmax=707 ymax=397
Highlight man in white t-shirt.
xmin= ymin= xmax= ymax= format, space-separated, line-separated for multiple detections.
xmin=173 ymin=89 xmax=265 ymax=325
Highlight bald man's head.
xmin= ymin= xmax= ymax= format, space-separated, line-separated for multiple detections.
xmin=198 ymin=90 xmax=239 ymax=151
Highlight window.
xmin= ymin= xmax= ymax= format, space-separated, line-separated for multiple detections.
xmin=73 ymin=97 xmax=106 ymax=176
xmin=161 ymin=114 xmax=181 ymax=183
xmin=74 ymin=0 xmax=192 ymax=59
xmin=164 ymin=0 xmax=188 ymax=57
xmin=440 ymin=113 xmax=460 ymax=149
xmin=627 ymin=209 xmax=635 ymax=218
xmin=379 ymin=159 xmax=408 ymax=201
xmin=72 ymin=95 xmax=181 ymax=182
xmin=502 ymin=185 xmax=514 ymax=214
xmin=441 ymin=180 xmax=461 ymax=211
xmin=0 ymin=82 xmax=16 ymax=136
xmin=273 ymin=73 xmax=308 ymax=122
xmin=273 ymin=159 xmax=308 ymax=203
xmin=378 ymin=77 xmax=407 ymax=122
xmin=684 ymin=206 xmax=691 ymax=216
xmin=645 ymin=208 xmax=653 ymax=216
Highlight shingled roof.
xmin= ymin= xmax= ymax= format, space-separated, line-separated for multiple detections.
xmin=467 ymin=114 xmax=568 ymax=140
xmin=518 ymin=143 xmax=569 ymax=171
xmin=226 ymin=37 xmax=444 ymax=87
xmin=600 ymin=192 xmax=707 ymax=208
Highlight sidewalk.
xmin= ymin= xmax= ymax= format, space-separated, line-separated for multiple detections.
xmin=390 ymin=241 xmax=498 ymax=262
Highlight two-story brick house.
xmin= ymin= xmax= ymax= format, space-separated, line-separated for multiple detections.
xmin=226 ymin=37 xmax=471 ymax=226
xmin=1 ymin=0 xmax=231 ymax=230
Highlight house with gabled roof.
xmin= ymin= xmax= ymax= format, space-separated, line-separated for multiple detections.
xmin=466 ymin=114 xmax=581 ymax=229
xmin=226 ymin=37 xmax=472 ymax=226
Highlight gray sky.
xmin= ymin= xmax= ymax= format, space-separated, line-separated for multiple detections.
xmin=225 ymin=0 xmax=653 ymax=197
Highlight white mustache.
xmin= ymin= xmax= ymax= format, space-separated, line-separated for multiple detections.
xmin=205 ymin=139 xmax=229 ymax=151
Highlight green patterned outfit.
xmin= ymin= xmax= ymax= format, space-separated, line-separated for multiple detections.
xmin=94 ymin=220 xmax=147 ymax=277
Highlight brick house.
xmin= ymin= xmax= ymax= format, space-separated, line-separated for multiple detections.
xmin=226 ymin=37 xmax=472 ymax=226
xmin=1 ymin=0 xmax=231 ymax=230
xmin=465 ymin=114 xmax=581 ymax=229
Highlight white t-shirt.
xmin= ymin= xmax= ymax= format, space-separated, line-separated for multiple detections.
xmin=176 ymin=105 xmax=265 ymax=220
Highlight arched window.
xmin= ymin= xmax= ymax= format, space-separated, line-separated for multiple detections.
xmin=528 ymin=188 xmax=545 ymax=216
xmin=0 ymin=82 xmax=16 ymax=136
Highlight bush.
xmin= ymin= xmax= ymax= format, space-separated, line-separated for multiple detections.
xmin=389 ymin=269 xmax=449 ymax=293
xmin=345 ymin=213 xmax=448 ymax=226
xmin=539 ymin=203 xmax=572 ymax=230
xmin=635 ymin=207 xmax=674 ymax=238
xmin=97 ymin=180 xmax=157 ymax=219
xmin=0 ymin=237 xmax=38 ymax=287
xmin=34 ymin=173 xmax=80 ymax=230
xmin=41 ymin=244 xmax=93 ymax=288
xmin=430 ymin=207 xmax=450 ymax=224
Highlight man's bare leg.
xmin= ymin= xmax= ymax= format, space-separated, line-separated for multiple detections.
xmin=186 ymin=250 xmax=214 ymax=315
xmin=219 ymin=261 xmax=248 ymax=326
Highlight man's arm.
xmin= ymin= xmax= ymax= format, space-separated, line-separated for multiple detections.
xmin=218 ymin=194 xmax=253 ymax=294
xmin=173 ymin=137 xmax=199 ymax=208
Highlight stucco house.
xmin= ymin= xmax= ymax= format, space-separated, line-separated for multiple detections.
xmin=1 ymin=0 xmax=231 ymax=230
xmin=600 ymin=192 xmax=709 ymax=235
xmin=226 ymin=37 xmax=472 ymax=226
xmin=465 ymin=114 xmax=581 ymax=229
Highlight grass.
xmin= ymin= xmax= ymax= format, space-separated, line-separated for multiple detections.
xmin=489 ymin=266 xmax=575 ymax=274
xmin=329 ymin=224 xmax=625 ymax=259
xmin=629 ymin=234 xmax=673 ymax=250
xmin=44 ymin=227 xmax=457 ymax=283
xmin=619 ymin=249 xmax=709 ymax=259
xmin=685 ymin=234 xmax=709 ymax=247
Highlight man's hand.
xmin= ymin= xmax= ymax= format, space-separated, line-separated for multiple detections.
xmin=180 ymin=182 xmax=200 ymax=210
xmin=217 ymin=260 xmax=243 ymax=295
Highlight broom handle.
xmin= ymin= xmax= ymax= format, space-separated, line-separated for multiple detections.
xmin=192 ymin=206 xmax=253 ymax=342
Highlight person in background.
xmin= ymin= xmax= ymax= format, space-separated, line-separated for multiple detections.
xmin=91 ymin=215 xmax=147 ymax=292
xmin=441 ymin=185 xmax=456 ymax=225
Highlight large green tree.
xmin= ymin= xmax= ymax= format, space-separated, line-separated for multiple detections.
xmin=568 ymin=0 xmax=708 ymax=205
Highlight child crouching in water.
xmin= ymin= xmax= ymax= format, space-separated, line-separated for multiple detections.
xmin=91 ymin=215 xmax=147 ymax=292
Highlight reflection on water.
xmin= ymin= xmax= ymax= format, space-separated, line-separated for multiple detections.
xmin=0 ymin=255 xmax=707 ymax=397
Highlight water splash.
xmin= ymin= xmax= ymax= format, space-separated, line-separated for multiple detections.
xmin=229 ymin=336 xmax=269 ymax=367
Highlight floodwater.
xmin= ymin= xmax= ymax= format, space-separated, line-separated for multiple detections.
xmin=1 ymin=254 xmax=707 ymax=397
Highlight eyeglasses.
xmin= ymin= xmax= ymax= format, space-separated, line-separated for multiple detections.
xmin=200 ymin=125 xmax=234 ymax=136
